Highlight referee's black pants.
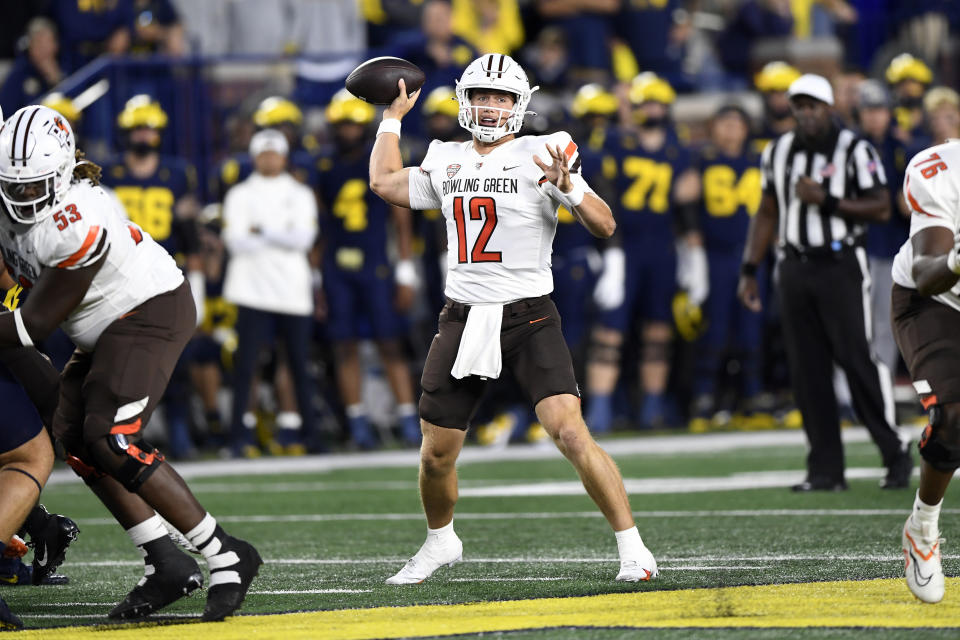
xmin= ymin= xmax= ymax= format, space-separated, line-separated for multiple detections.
xmin=778 ymin=247 xmax=902 ymax=482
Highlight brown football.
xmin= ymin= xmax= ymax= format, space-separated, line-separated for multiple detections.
xmin=345 ymin=57 xmax=426 ymax=105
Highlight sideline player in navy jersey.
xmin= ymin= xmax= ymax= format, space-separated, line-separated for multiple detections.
xmin=413 ymin=87 xmax=469 ymax=325
xmin=186 ymin=210 xmax=237 ymax=451
xmin=688 ymin=105 xmax=769 ymax=432
xmin=554 ymin=85 xmax=617 ymax=367
xmin=752 ymin=61 xmax=802 ymax=156
xmin=886 ymin=54 xmax=933 ymax=148
xmin=213 ymin=97 xmax=318 ymax=203
xmin=317 ymin=90 xmax=421 ymax=448
xmin=104 ymin=95 xmax=204 ymax=459
xmin=585 ymin=73 xmax=703 ymax=432
xmin=857 ymin=80 xmax=911 ymax=380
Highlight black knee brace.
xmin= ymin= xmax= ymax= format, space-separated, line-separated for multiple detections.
xmin=88 ymin=433 xmax=166 ymax=492
xmin=919 ymin=406 xmax=960 ymax=472
xmin=588 ymin=338 xmax=621 ymax=365
xmin=642 ymin=339 xmax=672 ymax=364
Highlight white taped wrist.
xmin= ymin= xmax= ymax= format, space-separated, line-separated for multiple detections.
xmin=13 ymin=308 xmax=33 ymax=348
xmin=394 ymin=259 xmax=418 ymax=287
xmin=603 ymin=247 xmax=625 ymax=272
xmin=948 ymin=248 xmax=960 ymax=275
xmin=546 ymin=181 xmax=585 ymax=209
xmin=377 ymin=118 xmax=401 ymax=138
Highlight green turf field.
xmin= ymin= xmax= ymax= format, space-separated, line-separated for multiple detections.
xmin=4 ymin=427 xmax=959 ymax=638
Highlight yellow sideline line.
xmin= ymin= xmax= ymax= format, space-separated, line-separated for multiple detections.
xmin=18 ymin=578 xmax=960 ymax=639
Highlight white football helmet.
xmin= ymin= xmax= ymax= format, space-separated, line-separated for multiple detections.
xmin=455 ymin=54 xmax=538 ymax=143
xmin=0 ymin=105 xmax=76 ymax=224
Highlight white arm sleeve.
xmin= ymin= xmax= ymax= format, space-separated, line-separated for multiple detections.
xmin=222 ymin=186 xmax=267 ymax=254
xmin=263 ymin=187 xmax=318 ymax=251
xmin=408 ymin=168 xmax=442 ymax=211
xmin=262 ymin=229 xmax=315 ymax=251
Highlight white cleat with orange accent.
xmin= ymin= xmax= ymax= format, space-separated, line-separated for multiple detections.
xmin=386 ymin=533 xmax=463 ymax=585
xmin=903 ymin=515 xmax=945 ymax=603
xmin=615 ymin=545 xmax=659 ymax=582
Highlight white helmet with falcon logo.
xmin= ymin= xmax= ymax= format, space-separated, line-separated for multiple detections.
xmin=455 ymin=54 xmax=538 ymax=143
xmin=0 ymin=105 xmax=76 ymax=224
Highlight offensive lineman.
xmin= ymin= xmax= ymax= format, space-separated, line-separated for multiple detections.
xmin=892 ymin=139 xmax=960 ymax=603
xmin=0 ymin=106 xmax=260 ymax=620
xmin=369 ymin=54 xmax=658 ymax=584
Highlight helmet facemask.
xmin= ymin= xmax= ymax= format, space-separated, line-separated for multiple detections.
xmin=1 ymin=173 xmax=56 ymax=224
xmin=458 ymin=89 xmax=524 ymax=143
xmin=455 ymin=54 xmax=538 ymax=143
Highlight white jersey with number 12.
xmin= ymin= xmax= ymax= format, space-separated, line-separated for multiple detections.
xmin=408 ymin=130 xmax=593 ymax=304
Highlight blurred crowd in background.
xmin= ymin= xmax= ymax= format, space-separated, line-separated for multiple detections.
xmin=0 ymin=0 xmax=958 ymax=458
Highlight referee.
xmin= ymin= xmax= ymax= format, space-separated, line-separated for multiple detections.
xmin=737 ymin=74 xmax=913 ymax=491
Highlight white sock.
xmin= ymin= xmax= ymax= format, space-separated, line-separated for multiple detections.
xmin=426 ymin=520 xmax=456 ymax=545
xmin=126 ymin=514 xmax=167 ymax=547
xmin=398 ymin=403 xmax=417 ymax=418
xmin=276 ymin=411 xmax=302 ymax=430
xmin=615 ymin=526 xmax=645 ymax=561
xmin=346 ymin=404 xmax=366 ymax=419
xmin=912 ymin=491 xmax=942 ymax=530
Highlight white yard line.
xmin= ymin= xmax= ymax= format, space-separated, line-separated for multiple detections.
xmin=25 ymin=603 xmax=117 ymax=607
xmin=20 ymin=613 xmax=196 ymax=619
xmin=43 ymin=426 xmax=924 ymax=487
xmin=448 ymin=577 xmax=571 ymax=582
xmin=72 ymin=506 xmax=959 ymax=528
xmin=67 ymin=553 xmax=942 ymax=568
xmin=255 ymin=589 xmax=372 ymax=594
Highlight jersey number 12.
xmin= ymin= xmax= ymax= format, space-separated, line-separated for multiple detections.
xmin=453 ymin=196 xmax=501 ymax=263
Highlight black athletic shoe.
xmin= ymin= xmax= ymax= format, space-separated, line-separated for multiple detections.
xmin=109 ymin=552 xmax=203 ymax=620
xmin=0 ymin=557 xmax=69 ymax=586
xmin=0 ymin=596 xmax=22 ymax=630
xmin=881 ymin=445 xmax=914 ymax=489
xmin=29 ymin=506 xmax=80 ymax=586
xmin=201 ymin=537 xmax=262 ymax=622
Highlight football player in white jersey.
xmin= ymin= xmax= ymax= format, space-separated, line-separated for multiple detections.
xmin=370 ymin=53 xmax=659 ymax=584
xmin=890 ymin=139 xmax=960 ymax=603
xmin=0 ymin=106 xmax=260 ymax=621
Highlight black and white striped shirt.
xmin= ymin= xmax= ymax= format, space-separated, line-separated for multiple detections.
xmin=760 ymin=126 xmax=887 ymax=251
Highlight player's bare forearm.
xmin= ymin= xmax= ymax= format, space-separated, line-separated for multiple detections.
xmin=0 ymin=257 xmax=105 ymax=348
xmin=682 ymin=230 xmax=703 ymax=247
xmin=742 ymin=193 xmax=778 ymax=266
xmin=391 ymin=206 xmax=414 ymax=260
xmin=836 ymin=188 xmax=890 ymax=223
xmin=573 ymin=193 xmax=616 ymax=239
xmin=912 ymin=226 xmax=959 ymax=296
xmin=370 ymin=78 xmax=421 ymax=208
xmin=0 ymin=267 xmax=14 ymax=290
xmin=369 ymin=134 xmax=412 ymax=208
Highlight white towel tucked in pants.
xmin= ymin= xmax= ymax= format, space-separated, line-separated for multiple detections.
xmin=450 ymin=303 xmax=503 ymax=379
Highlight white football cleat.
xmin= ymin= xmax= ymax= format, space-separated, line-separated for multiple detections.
xmin=615 ymin=545 xmax=659 ymax=582
xmin=903 ymin=515 xmax=945 ymax=603
xmin=386 ymin=533 xmax=463 ymax=585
